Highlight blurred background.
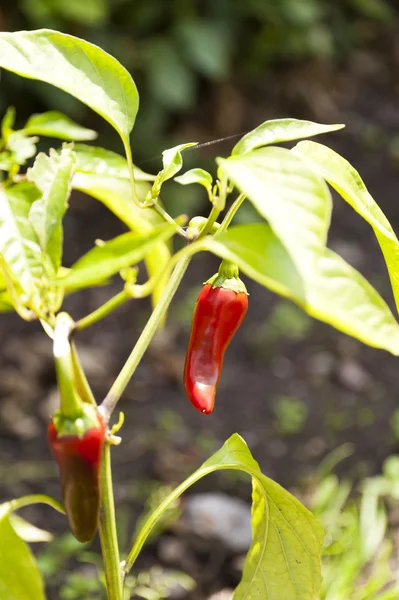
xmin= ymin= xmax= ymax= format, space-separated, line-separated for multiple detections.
xmin=2 ymin=1 xmax=399 ymax=598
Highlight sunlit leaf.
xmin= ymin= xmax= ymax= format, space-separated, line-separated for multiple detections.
xmin=7 ymin=131 xmax=38 ymax=165
xmin=0 ymin=29 xmax=139 ymax=140
xmin=0 ymin=183 xmax=46 ymax=310
xmin=27 ymin=146 xmax=75 ymax=270
xmin=202 ymin=224 xmax=399 ymax=354
xmin=10 ymin=515 xmax=53 ymax=543
xmin=149 ymin=142 xmax=198 ymax=201
xmin=72 ymin=172 xmax=171 ymax=307
xmin=0 ymin=517 xmax=46 ymax=600
xmin=174 ymin=168 xmax=213 ymax=192
xmin=126 ymin=434 xmax=323 ymax=600
xmin=232 ymin=118 xmax=344 ymax=155
xmin=61 ymin=223 xmax=177 ymax=289
xmin=293 ymin=140 xmax=399 ymax=315
xmin=218 ymin=148 xmax=332 ymax=276
xmin=24 ymin=111 xmax=97 ymax=141
xmin=1 ymin=106 xmax=16 ymax=140
xmin=74 ymin=144 xmax=154 ymax=181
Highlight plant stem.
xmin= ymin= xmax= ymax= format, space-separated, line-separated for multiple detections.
xmin=123 ymin=139 xmax=140 ymax=208
xmin=199 ymin=204 xmax=221 ymax=238
xmin=3 ymin=494 xmax=65 ymax=516
xmin=54 ymin=313 xmax=83 ymax=419
xmin=70 ymin=341 xmax=97 ymax=406
xmin=216 ymin=193 xmax=246 ymax=236
xmin=154 ymin=204 xmax=187 ymax=238
xmin=75 ymin=290 xmax=130 ymax=332
xmin=99 ymin=443 xmax=123 ymax=600
xmin=100 ymin=255 xmax=191 ymax=421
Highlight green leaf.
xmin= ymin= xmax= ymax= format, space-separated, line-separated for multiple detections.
xmin=72 ymin=172 xmax=171 ymax=307
xmin=1 ymin=106 xmax=16 ymax=140
xmin=61 ymin=223 xmax=177 ymax=289
xmin=74 ymin=143 xmax=154 ymax=181
xmin=150 ymin=142 xmax=198 ymax=201
xmin=0 ymin=290 xmax=16 ymax=312
xmin=232 ymin=118 xmax=344 ymax=155
xmin=0 ymin=517 xmax=46 ymax=600
xmin=174 ymin=168 xmax=213 ymax=192
xmin=0 ymin=29 xmax=139 ymax=140
xmin=293 ymin=140 xmax=399 ymax=315
xmin=27 ymin=146 xmax=76 ymax=270
xmin=127 ymin=434 xmax=323 ymax=600
xmin=0 ymin=182 xmax=46 ymax=309
xmin=10 ymin=515 xmax=53 ymax=543
xmin=7 ymin=131 xmax=38 ymax=165
xmin=202 ymin=224 xmax=399 ymax=355
xmin=24 ymin=111 xmax=97 ymax=141
xmin=217 ymin=147 xmax=332 ymax=276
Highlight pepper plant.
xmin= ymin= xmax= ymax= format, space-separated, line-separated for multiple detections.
xmin=1 ymin=29 xmax=399 ymax=600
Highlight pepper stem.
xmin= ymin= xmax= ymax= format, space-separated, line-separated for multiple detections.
xmin=54 ymin=312 xmax=83 ymax=420
xmin=206 ymin=260 xmax=247 ymax=294
xmin=218 ymin=259 xmax=239 ymax=280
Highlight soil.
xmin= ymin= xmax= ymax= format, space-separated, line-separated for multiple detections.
xmin=2 ymin=43 xmax=399 ymax=599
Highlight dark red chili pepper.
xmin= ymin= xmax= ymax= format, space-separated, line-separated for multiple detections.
xmin=48 ymin=410 xmax=105 ymax=543
xmin=184 ymin=267 xmax=248 ymax=414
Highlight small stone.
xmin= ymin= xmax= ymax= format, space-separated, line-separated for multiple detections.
xmin=207 ymin=590 xmax=234 ymax=600
xmin=336 ymin=359 xmax=371 ymax=392
xmin=157 ymin=536 xmax=186 ymax=564
xmin=183 ymin=493 xmax=252 ymax=553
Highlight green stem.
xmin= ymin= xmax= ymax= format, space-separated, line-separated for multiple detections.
xmin=154 ymin=204 xmax=187 ymax=238
xmin=199 ymin=204 xmax=221 ymax=238
xmin=75 ymin=290 xmax=130 ymax=332
xmin=99 ymin=443 xmax=123 ymax=600
xmin=124 ymin=138 xmax=187 ymax=238
xmin=2 ymin=494 xmax=65 ymax=517
xmin=54 ymin=313 xmax=83 ymax=419
xmin=70 ymin=342 xmax=97 ymax=406
xmin=123 ymin=139 xmax=140 ymax=208
xmin=216 ymin=193 xmax=246 ymax=236
xmin=100 ymin=255 xmax=191 ymax=421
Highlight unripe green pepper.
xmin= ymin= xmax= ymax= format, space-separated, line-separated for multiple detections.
xmin=184 ymin=261 xmax=248 ymax=414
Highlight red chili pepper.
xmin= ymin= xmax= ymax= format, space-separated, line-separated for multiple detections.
xmin=48 ymin=411 xmax=105 ymax=543
xmin=184 ymin=272 xmax=248 ymax=414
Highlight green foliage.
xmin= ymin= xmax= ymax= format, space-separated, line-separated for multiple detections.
xmin=3 ymin=0 xmax=397 ymax=152
xmin=0 ymin=517 xmax=46 ymax=600
xmin=0 ymin=29 xmax=139 ymax=140
xmin=218 ymin=147 xmax=332 ymax=278
xmin=62 ymin=223 xmax=178 ymax=290
xmin=127 ymin=434 xmax=324 ymax=600
xmin=203 ymin=224 xmax=399 ymax=354
xmin=313 ymin=455 xmax=399 ymax=600
xmin=24 ymin=111 xmax=97 ymax=142
xmin=2 ymin=25 xmax=399 ymax=600
xmin=27 ymin=145 xmax=75 ymax=272
xmin=294 ymin=141 xmax=399 ymax=315
xmin=232 ymin=119 xmax=344 ymax=155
